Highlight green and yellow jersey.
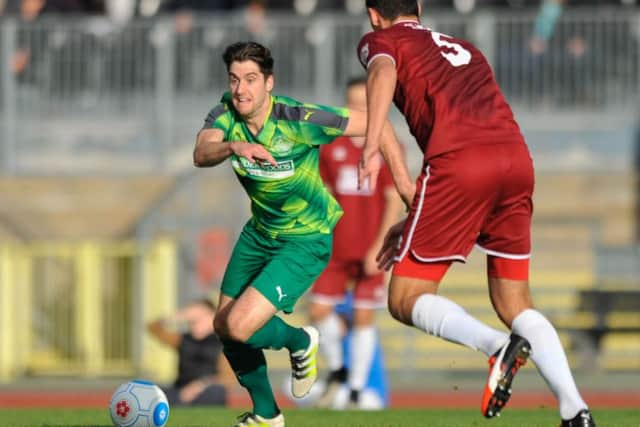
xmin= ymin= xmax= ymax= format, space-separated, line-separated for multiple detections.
xmin=202 ymin=93 xmax=349 ymax=240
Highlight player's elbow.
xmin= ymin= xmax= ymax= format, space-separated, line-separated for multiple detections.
xmin=193 ymin=149 xmax=207 ymax=168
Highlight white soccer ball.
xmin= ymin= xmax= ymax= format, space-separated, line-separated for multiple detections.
xmin=109 ymin=380 xmax=170 ymax=427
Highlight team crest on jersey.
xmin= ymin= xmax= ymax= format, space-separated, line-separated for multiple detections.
xmin=271 ymin=136 xmax=294 ymax=155
xmin=359 ymin=43 xmax=370 ymax=66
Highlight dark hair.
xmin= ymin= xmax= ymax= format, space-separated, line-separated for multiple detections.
xmin=365 ymin=0 xmax=419 ymax=20
xmin=347 ymin=76 xmax=367 ymax=88
xmin=222 ymin=41 xmax=274 ymax=77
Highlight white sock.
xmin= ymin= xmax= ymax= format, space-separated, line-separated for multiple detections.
xmin=411 ymin=294 xmax=508 ymax=356
xmin=511 ymin=309 xmax=588 ymax=419
xmin=315 ymin=312 xmax=344 ymax=371
xmin=348 ymin=326 xmax=377 ymax=391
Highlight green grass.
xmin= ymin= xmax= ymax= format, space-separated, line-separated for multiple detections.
xmin=0 ymin=408 xmax=638 ymax=427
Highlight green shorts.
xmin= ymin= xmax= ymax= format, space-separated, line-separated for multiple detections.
xmin=220 ymin=221 xmax=333 ymax=313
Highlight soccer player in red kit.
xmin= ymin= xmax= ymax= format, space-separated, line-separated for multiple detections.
xmin=357 ymin=1 xmax=595 ymax=426
xmin=309 ymin=77 xmax=404 ymax=408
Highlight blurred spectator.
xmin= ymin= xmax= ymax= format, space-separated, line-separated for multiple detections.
xmin=147 ymin=299 xmax=235 ymax=406
xmin=529 ymin=0 xmax=566 ymax=55
xmin=4 ymin=0 xmax=88 ymax=82
xmin=309 ymin=77 xmax=403 ymax=409
xmin=161 ymin=0 xmax=235 ymax=12
xmin=244 ymin=0 xmax=267 ymax=38
xmin=6 ymin=0 xmax=47 ymax=81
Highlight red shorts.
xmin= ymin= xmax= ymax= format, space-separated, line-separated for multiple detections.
xmin=311 ymin=258 xmax=386 ymax=308
xmin=395 ymin=143 xmax=534 ymax=263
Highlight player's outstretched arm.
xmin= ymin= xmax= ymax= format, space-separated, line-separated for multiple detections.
xmin=348 ymin=109 xmax=413 ymax=205
xmin=377 ymin=122 xmax=415 ymax=208
xmin=365 ymin=56 xmax=397 ymax=152
xmin=360 ymin=56 xmax=414 ymax=205
xmin=194 ymin=128 xmax=233 ymax=167
xmin=194 ymin=128 xmax=276 ymax=167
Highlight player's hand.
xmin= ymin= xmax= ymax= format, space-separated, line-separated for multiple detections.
xmin=179 ymin=380 xmax=207 ymax=403
xmin=231 ymin=141 xmax=277 ymax=166
xmin=376 ymin=219 xmax=406 ymax=271
xmin=358 ymin=143 xmax=382 ymax=192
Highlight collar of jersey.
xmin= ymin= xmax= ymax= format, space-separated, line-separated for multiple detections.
xmin=393 ymin=19 xmax=420 ymax=27
xmin=241 ymin=95 xmax=276 ymax=147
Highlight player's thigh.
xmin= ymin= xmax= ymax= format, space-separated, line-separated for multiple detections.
xmin=397 ymin=150 xmax=501 ymax=262
xmin=477 ymin=143 xmax=534 ymax=257
xmin=253 ymin=232 xmax=333 ymax=314
xmin=220 ymin=223 xmax=272 ymax=300
xmin=214 ymin=294 xmax=235 ymax=335
xmin=310 ymin=259 xmax=352 ymax=305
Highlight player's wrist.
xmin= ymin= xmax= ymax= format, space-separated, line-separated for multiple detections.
xmin=228 ymin=141 xmax=238 ymax=155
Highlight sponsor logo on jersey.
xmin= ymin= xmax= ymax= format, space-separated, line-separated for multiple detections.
xmin=303 ymin=109 xmax=314 ymax=121
xmin=232 ymin=157 xmax=295 ymax=179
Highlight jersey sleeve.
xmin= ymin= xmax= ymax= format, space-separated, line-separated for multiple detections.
xmin=201 ymin=93 xmax=233 ymax=138
xmin=297 ymin=103 xmax=350 ymax=145
xmin=357 ymin=31 xmax=398 ymax=70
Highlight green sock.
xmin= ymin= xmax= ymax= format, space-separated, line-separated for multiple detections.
xmin=222 ymin=340 xmax=279 ymax=419
xmin=246 ymin=315 xmax=310 ymax=353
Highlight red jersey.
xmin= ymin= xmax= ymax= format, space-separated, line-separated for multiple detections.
xmin=358 ymin=21 xmax=525 ymax=160
xmin=320 ymin=136 xmax=395 ymax=260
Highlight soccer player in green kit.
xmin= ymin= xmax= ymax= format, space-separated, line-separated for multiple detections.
xmin=193 ymin=41 xmax=412 ymax=427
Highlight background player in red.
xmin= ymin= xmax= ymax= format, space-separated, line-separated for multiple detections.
xmin=357 ymin=1 xmax=595 ymax=426
xmin=309 ymin=77 xmax=404 ymax=408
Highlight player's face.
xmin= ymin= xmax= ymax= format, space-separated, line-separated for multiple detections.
xmin=228 ymin=60 xmax=274 ymax=120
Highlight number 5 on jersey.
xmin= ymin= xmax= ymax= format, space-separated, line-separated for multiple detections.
xmin=431 ymin=31 xmax=471 ymax=67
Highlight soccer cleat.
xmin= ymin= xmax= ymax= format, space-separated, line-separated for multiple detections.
xmin=560 ymin=409 xmax=596 ymax=427
xmin=481 ymin=334 xmax=531 ymax=418
xmin=290 ymin=325 xmax=320 ymax=398
xmin=316 ymin=367 xmax=347 ymax=408
xmin=233 ymin=412 xmax=285 ymax=427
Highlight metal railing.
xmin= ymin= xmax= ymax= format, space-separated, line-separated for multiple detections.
xmin=0 ymin=10 xmax=639 ymax=174
xmin=0 ymin=239 xmax=178 ymax=383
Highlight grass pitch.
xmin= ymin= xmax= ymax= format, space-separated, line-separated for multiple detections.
xmin=1 ymin=408 xmax=638 ymax=427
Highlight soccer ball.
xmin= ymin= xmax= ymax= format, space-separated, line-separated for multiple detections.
xmin=109 ymin=380 xmax=170 ymax=427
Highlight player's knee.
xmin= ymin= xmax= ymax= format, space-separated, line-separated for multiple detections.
xmin=308 ymin=301 xmax=333 ymax=322
xmin=226 ymin=327 xmax=251 ymax=343
xmin=387 ymin=295 xmax=411 ymax=326
xmin=214 ymin=314 xmax=231 ymax=341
